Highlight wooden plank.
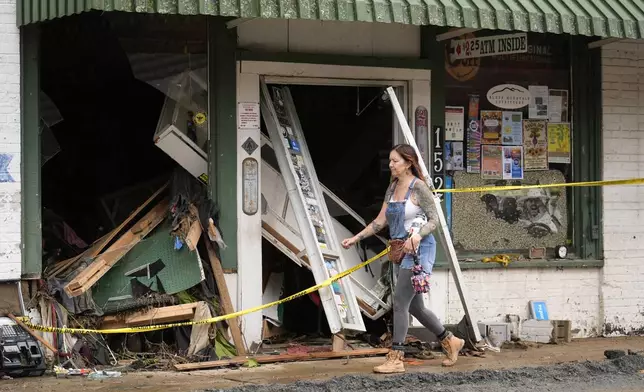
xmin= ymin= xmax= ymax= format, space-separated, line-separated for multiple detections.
xmin=88 ymin=181 xmax=169 ymax=259
xmin=47 ymin=182 xmax=168 ymax=279
xmin=101 ymin=303 xmax=200 ymax=329
xmin=204 ymin=235 xmax=246 ymax=355
xmin=185 ymin=220 xmax=202 ymax=251
xmin=173 ymin=347 xmax=389 ymax=371
xmin=332 ymin=334 xmax=346 ymax=352
xmin=46 ymin=233 xmax=111 ymax=278
xmin=64 ymin=198 xmax=170 ymax=297
xmin=8 ymin=314 xmax=58 ymax=354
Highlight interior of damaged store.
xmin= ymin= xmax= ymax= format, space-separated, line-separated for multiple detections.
xmin=23 ymin=13 xmax=400 ymax=374
xmin=8 ymin=11 xmax=596 ymax=377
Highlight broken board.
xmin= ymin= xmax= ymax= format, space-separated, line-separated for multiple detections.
xmin=259 ymin=81 xmax=365 ymax=334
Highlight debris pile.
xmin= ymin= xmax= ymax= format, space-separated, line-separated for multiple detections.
xmin=25 ymin=168 xmax=248 ymax=373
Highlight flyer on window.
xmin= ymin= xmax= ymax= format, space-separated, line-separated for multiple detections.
xmin=481 ymin=110 xmax=503 ymax=144
xmin=445 ymin=141 xmax=465 ymax=171
xmin=501 ymin=111 xmax=523 ymax=145
xmin=528 ymin=85 xmax=549 ymax=119
xmin=481 ymin=144 xmax=503 ymax=179
xmin=547 ymin=122 xmax=571 ymax=164
xmin=445 ymin=106 xmax=465 ymax=141
xmin=502 ymin=146 xmax=524 ymax=180
xmin=548 ymin=89 xmax=569 ymax=122
xmin=523 ymin=119 xmax=548 ymax=171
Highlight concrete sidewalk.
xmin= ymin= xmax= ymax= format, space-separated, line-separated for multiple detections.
xmin=1 ymin=337 xmax=643 ymax=392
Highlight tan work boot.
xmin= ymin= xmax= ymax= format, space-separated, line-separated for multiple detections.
xmin=373 ymin=349 xmax=405 ymax=374
xmin=440 ymin=332 xmax=465 ymax=367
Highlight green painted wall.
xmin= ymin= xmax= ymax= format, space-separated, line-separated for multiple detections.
xmin=20 ymin=24 xmax=41 ymax=279
xmin=208 ymin=18 xmax=238 ymax=270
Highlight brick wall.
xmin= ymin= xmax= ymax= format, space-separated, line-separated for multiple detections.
xmin=601 ymin=40 xmax=644 ymax=335
xmin=0 ymin=0 xmax=21 ymax=281
xmin=433 ymin=268 xmax=602 ymax=338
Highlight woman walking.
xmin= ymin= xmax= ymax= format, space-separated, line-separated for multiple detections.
xmin=342 ymin=144 xmax=464 ymax=374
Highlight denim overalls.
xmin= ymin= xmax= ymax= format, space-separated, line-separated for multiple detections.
xmin=385 ymin=178 xmax=437 ymax=274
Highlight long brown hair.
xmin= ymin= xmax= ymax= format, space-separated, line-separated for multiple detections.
xmin=392 ymin=144 xmax=426 ymax=182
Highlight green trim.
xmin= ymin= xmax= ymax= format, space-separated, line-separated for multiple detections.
xmin=571 ymin=36 xmax=603 ymax=260
xmin=20 ymin=24 xmax=41 ymax=279
xmin=17 ymin=0 xmax=644 ymax=41
xmin=208 ymin=18 xmax=238 ymax=270
xmin=237 ymin=50 xmax=433 ymax=70
xmin=434 ymin=259 xmax=604 ymax=271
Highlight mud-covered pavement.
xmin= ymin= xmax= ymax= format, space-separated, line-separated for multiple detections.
xmin=215 ymin=354 xmax=644 ymax=392
xmin=2 ymin=337 xmax=644 ymax=392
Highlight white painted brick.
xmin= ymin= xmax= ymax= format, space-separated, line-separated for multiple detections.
xmin=441 ymin=268 xmax=601 ymax=338
xmin=601 ymin=43 xmax=644 ymax=335
xmin=0 ymin=0 xmax=21 ymax=282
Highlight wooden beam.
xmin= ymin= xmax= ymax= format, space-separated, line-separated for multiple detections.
xmin=204 ymin=235 xmax=247 ymax=355
xmin=101 ymin=303 xmax=200 ymax=329
xmin=47 ymin=182 xmax=169 ymax=279
xmin=173 ymin=347 xmax=389 ymax=371
xmin=64 ymin=198 xmax=170 ymax=297
xmin=8 ymin=314 xmax=58 ymax=354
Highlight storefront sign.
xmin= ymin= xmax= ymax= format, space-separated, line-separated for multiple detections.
xmin=450 ymin=33 xmax=528 ymax=60
xmin=238 ymin=102 xmax=260 ymax=129
xmin=486 ymin=84 xmax=530 ymax=109
xmin=431 ymin=125 xmax=445 ymax=200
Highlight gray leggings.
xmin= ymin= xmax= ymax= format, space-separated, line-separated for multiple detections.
xmin=392 ymin=268 xmax=445 ymax=344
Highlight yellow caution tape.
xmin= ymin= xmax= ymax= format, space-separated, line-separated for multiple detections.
xmin=433 ymin=177 xmax=644 ymax=194
xmin=23 ymin=178 xmax=644 ymax=334
xmin=23 ymin=248 xmax=390 ymax=335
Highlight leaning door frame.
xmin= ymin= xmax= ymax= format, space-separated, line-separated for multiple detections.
xmin=236 ymin=60 xmax=431 ymax=346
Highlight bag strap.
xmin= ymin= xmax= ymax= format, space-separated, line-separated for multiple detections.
xmin=410 ymin=235 xmax=421 ymax=266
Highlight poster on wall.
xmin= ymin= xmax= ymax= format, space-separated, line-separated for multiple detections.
xmin=466 ymin=95 xmax=481 ymax=173
xmin=445 ymin=106 xmax=465 ymax=141
xmin=480 ymin=110 xmax=503 ymax=144
xmin=528 ymin=85 xmax=549 ymax=119
xmin=502 ymin=146 xmax=524 ymax=180
xmin=501 ymin=111 xmax=523 ymax=145
xmin=481 ymin=144 xmax=503 ymax=179
xmin=445 ymin=141 xmax=465 ymax=171
xmin=523 ymin=120 xmax=548 ymax=171
xmin=548 ymin=89 xmax=569 ymax=122
xmin=547 ymin=123 xmax=571 ymax=164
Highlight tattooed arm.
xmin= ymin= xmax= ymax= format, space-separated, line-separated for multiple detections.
xmin=342 ymin=183 xmax=393 ymax=248
xmin=410 ymin=180 xmax=439 ymax=237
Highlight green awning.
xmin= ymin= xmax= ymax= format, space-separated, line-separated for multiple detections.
xmin=17 ymin=0 xmax=644 ymax=40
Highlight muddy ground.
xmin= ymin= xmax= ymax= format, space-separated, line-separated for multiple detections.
xmin=216 ymin=355 xmax=644 ymax=392
xmin=2 ymin=337 xmax=644 ymax=392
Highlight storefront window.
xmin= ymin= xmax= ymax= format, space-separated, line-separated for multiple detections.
xmin=442 ymin=32 xmax=572 ymax=255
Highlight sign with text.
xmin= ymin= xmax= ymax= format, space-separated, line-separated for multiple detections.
xmin=431 ymin=125 xmax=445 ymax=200
xmin=451 ymin=33 xmax=528 ymax=60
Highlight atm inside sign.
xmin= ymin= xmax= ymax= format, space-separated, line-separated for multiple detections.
xmin=451 ymin=33 xmax=528 ymax=60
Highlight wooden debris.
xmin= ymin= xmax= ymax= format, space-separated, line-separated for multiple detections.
xmin=185 ymin=220 xmax=202 ymax=251
xmin=100 ymin=303 xmax=201 ymax=330
xmin=8 ymin=314 xmax=58 ymax=354
xmin=47 ymin=182 xmax=169 ymax=279
xmin=64 ymin=198 xmax=170 ymax=297
xmin=173 ymin=347 xmax=389 ymax=371
xmin=203 ymin=235 xmax=246 ymax=356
